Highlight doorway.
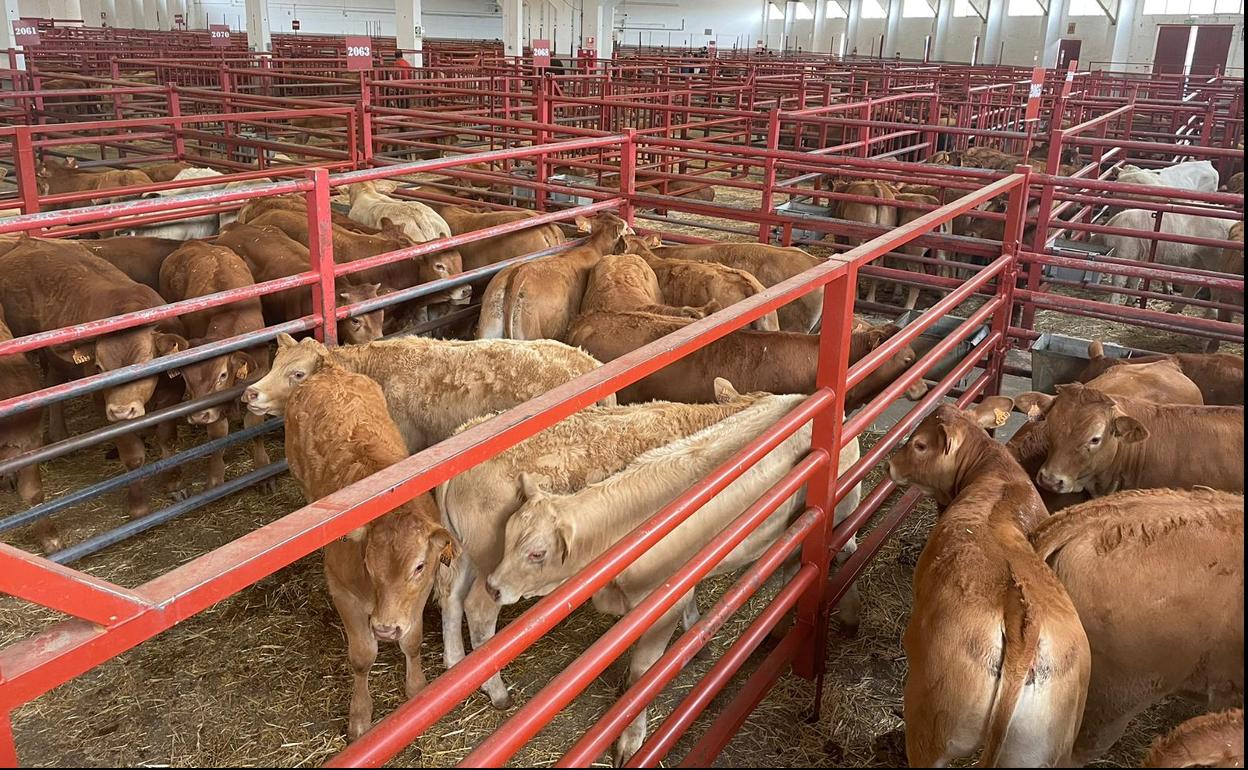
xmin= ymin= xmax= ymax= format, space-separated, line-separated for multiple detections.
xmin=1057 ymin=39 xmax=1081 ymax=70
xmin=1153 ymin=24 xmax=1235 ymax=77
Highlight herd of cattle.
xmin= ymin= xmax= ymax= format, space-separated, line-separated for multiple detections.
xmin=0 ymin=146 xmax=1244 ymax=768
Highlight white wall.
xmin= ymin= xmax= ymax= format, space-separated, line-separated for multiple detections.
xmin=20 ymin=0 xmax=82 ymax=19
xmin=190 ymin=0 xmax=502 ymax=39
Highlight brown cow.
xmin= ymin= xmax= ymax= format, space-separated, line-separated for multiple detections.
xmin=889 ymin=400 xmax=1090 ymax=768
xmin=0 ymin=305 xmax=56 ymax=552
xmin=215 ymin=223 xmax=385 ymax=344
xmin=158 ymin=242 xmax=271 ymax=491
xmin=476 ymin=213 xmax=631 ymax=340
xmin=234 ymin=194 xmax=381 ymax=234
xmin=1076 ymin=340 xmax=1245 ymax=406
xmin=639 ymin=238 xmax=826 ymax=333
xmin=1013 ymin=383 xmax=1244 ymax=496
xmin=283 ymin=361 xmax=456 ymax=740
xmin=1143 ymin=709 xmax=1244 ymax=769
xmin=580 ymin=253 xmax=713 ymax=319
xmin=1210 ymin=221 xmax=1244 ymax=347
xmin=625 ymin=240 xmax=780 ymax=331
xmin=83 ymin=237 xmax=184 ymax=291
xmin=0 ymin=238 xmax=187 ymax=518
xmin=35 ymin=157 xmax=154 ymax=205
xmin=1033 ymin=489 xmax=1244 ymax=764
xmin=435 ymin=205 xmax=566 ymax=271
xmin=834 ymin=180 xmax=902 ymax=306
xmin=1226 ymin=172 xmax=1244 ymax=195
xmin=568 ymin=311 xmax=928 ymax=408
xmin=138 ymin=161 xmax=198 ymax=183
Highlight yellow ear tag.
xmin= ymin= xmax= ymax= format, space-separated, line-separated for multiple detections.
xmin=1026 ymin=405 xmax=1042 ymax=420
xmin=237 ymin=363 xmax=249 ymax=379
xmin=167 ymin=369 xmax=181 ymax=379
xmin=993 ymin=408 xmax=1009 ymax=427
xmin=72 ymin=350 xmax=90 ymax=365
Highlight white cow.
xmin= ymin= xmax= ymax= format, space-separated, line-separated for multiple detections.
xmin=1098 ymin=208 xmax=1234 ymax=309
xmin=1116 ymin=160 xmax=1219 ymax=193
xmin=345 ymin=181 xmax=451 ymax=242
xmin=117 ymin=167 xmax=226 ymax=239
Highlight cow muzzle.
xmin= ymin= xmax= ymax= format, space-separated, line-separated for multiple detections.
xmin=371 ymin=622 xmax=402 ymax=642
xmin=105 ymin=402 xmax=145 ymax=422
xmin=449 ymin=285 xmax=472 ymax=305
xmin=1036 ymin=468 xmax=1076 ymax=494
xmin=188 ymin=408 xmax=222 ymax=426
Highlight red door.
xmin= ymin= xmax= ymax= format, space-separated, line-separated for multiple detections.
xmin=1057 ymin=39 xmax=1081 ymax=70
xmin=1190 ymin=25 xmax=1234 ymax=78
xmin=1152 ymin=25 xmax=1191 ymax=76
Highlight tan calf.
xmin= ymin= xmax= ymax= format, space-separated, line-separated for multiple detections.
xmin=580 ymin=253 xmax=712 ymax=318
xmin=235 ymin=193 xmax=380 ymax=234
xmin=283 ymin=362 xmax=456 ymax=740
xmin=889 ymin=401 xmax=1090 ymax=767
xmin=1076 ymin=340 xmax=1245 ymax=406
xmin=435 ymin=205 xmax=565 ymax=271
xmin=1032 ymin=489 xmax=1244 ymax=764
xmin=476 ymin=212 xmax=631 ymax=340
xmin=346 ymin=180 xmax=452 ymax=242
xmin=35 ymin=157 xmax=154 ymax=206
xmin=627 ymin=241 xmax=779 ymax=331
xmin=83 ymin=237 xmax=185 ymax=292
xmin=1143 ymin=709 xmax=1244 ymax=768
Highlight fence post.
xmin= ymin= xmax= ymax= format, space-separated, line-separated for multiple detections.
xmin=14 ymin=127 xmax=40 ymax=216
xmin=792 ymin=266 xmax=855 ymax=692
xmin=987 ymin=167 xmax=1031 ymax=395
xmin=358 ymin=73 xmax=373 ymax=166
xmin=757 ymin=107 xmax=781 ymax=244
xmin=535 ymin=74 xmax=551 ymax=212
xmin=305 ymin=168 xmax=338 ymax=346
xmin=168 ymin=84 xmax=186 ymax=161
xmin=0 ymin=707 xmax=15 ymax=767
xmin=619 ymin=128 xmax=637 ymax=227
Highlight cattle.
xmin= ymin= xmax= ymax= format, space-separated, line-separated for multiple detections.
xmin=283 ymin=361 xmax=456 ymax=740
xmin=115 ymin=167 xmax=226 ymax=240
xmin=635 ymin=238 xmax=826 ymax=333
xmin=568 ymin=311 xmax=928 ymax=408
xmin=1226 ymin=172 xmax=1244 ymax=195
xmin=138 ymin=161 xmax=198 ymax=183
xmin=1032 ymin=489 xmax=1243 ymax=764
xmin=245 ymin=209 xmax=470 ymax=307
xmin=476 ymin=213 xmax=631 ymax=340
xmin=215 ymin=223 xmax=385 ymax=344
xmin=624 ymin=240 xmax=780 ymax=331
xmin=1210 ymin=220 xmax=1244 ymax=343
xmin=1114 ymin=160 xmax=1219 ymax=193
xmin=0 ymin=238 xmax=187 ymax=518
xmin=1095 ymin=209 xmax=1233 ymax=308
xmin=435 ymin=205 xmax=566 ymax=272
xmin=83 ymin=237 xmax=184 ymax=291
xmin=833 ymin=180 xmax=903 ymax=306
xmin=888 ymin=400 xmax=1090 ymax=768
xmin=580 ymin=252 xmax=712 ymax=319
xmin=0 ymin=305 xmax=56 ymax=553
xmin=235 ymin=194 xmax=381 ymax=234
xmin=242 ymin=333 xmax=612 ymax=453
xmin=158 ymin=242 xmax=271 ymax=491
xmin=35 ymin=157 xmax=154 ymax=207
xmin=437 ymin=380 xmax=769 ymax=708
xmin=1143 ymin=709 xmax=1244 ymax=769
xmin=1075 ymin=340 xmax=1244 ymax=406
xmin=876 ymin=192 xmax=953 ymax=310
xmin=486 ymin=391 xmax=862 ymax=764
xmin=346 ymin=181 xmax=451 ymax=242
xmin=1012 ymin=383 xmax=1244 ymax=496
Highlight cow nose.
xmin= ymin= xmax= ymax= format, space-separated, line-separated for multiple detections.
xmin=486 ymin=581 xmax=501 ymax=603
xmin=241 ymin=387 xmax=258 ymax=404
xmin=1037 ymin=469 xmax=1066 ymax=493
xmin=106 ymin=403 xmax=144 ymax=422
xmin=188 ymin=410 xmax=217 ymax=426
xmin=371 ymin=623 xmax=401 ymax=641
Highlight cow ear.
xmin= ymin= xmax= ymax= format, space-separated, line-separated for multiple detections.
xmin=364 ymin=282 xmax=382 ymax=297
xmin=643 ymin=233 xmax=661 ymax=248
xmin=1014 ymin=392 xmax=1054 ymax=421
xmin=1088 ymin=340 xmax=1105 ymax=360
xmin=967 ymin=396 xmax=1014 ymax=429
xmin=574 ymin=215 xmax=593 ymax=233
xmin=554 ymin=522 xmax=572 ymax=566
xmin=230 ymin=351 xmax=256 ymax=381
xmin=429 ymin=526 xmax=461 ymax=567
xmin=713 ymin=377 xmax=741 ymax=403
xmin=50 ymin=343 xmax=94 ymax=366
xmin=1112 ymin=415 xmax=1149 ymax=444
xmin=937 ymin=420 xmax=963 ymax=457
xmin=154 ymin=332 xmax=188 ymax=356
xmin=379 ymin=217 xmax=395 ymax=230
xmin=64 ymin=157 xmax=78 ymax=169
xmin=518 ymin=472 xmax=549 ymax=500
xmin=276 ymin=332 xmax=297 ymax=349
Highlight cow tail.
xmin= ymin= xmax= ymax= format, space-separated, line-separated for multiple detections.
xmin=503 ymin=275 xmax=525 ymax=340
xmin=978 ymin=562 xmax=1042 ymax=768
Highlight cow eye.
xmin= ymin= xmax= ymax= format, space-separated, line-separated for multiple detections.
xmin=291 ymin=370 xmax=306 ymax=381
xmin=412 ymin=562 xmax=426 ymax=577
xmin=435 ymin=262 xmax=448 ymax=273
xmin=528 ymin=550 xmax=546 ymax=563
xmin=1088 ymin=435 xmax=1103 ymax=447
xmin=350 ymin=318 xmax=362 ymax=328
xmin=913 ymin=440 xmax=926 ymax=452
xmin=218 ymin=370 xmax=229 ymax=382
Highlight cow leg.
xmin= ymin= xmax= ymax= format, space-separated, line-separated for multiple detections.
xmin=205 ymin=417 xmax=228 ymax=490
xmin=613 ymin=607 xmax=682 ymax=767
xmin=679 ymin=591 xmax=712 ymax=661
xmin=155 ymin=418 xmax=186 ymax=500
xmin=832 ymin=482 xmax=863 ymax=634
xmin=440 ymin=556 xmax=474 ymax=670
xmin=864 ymin=278 xmax=879 ymax=305
xmin=1166 ymin=282 xmax=1202 ymax=315
xmin=115 ymin=432 xmax=150 ymax=519
xmin=18 ymin=464 xmax=60 ymax=554
xmin=45 ymin=366 xmax=69 ymax=443
xmin=399 ymin=577 xmax=437 ymax=699
xmin=465 ymin=577 xmax=513 ymax=709
xmin=243 ymin=411 xmax=276 ymax=494
xmin=328 ymin=575 xmax=378 ymax=741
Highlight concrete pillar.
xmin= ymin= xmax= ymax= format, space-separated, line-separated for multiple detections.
xmin=884 ymin=0 xmax=903 ymax=57
xmin=1042 ymin=0 xmax=1070 ymax=67
xmin=932 ymin=0 xmax=954 ymax=60
xmin=80 ymin=0 xmax=99 ymax=27
xmin=782 ymin=0 xmax=796 ymax=50
xmin=581 ymin=0 xmax=615 ymax=60
xmin=1109 ymin=0 xmax=1136 ymax=72
xmin=983 ymin=0 xmax=1006 ymax=64
xmin=113 ymin=0 xmax=133 ymax=27
xmin=760 ymin=0 xmax=771 ymax=49
xmin=245 ymin=0 xmax=271 ymax=51
xmin=396 ymin=0 xmax=423 ymax=66
xmin=142 ymin=0 xmax=163 ymax=29
xmin=501 ymin=0 xmax=523 ymax=59
xmin=1 ymin=0 xmax=23 ymax=70
xmin=846 ymin=0 xmax=862 ymax=57
xmin=812 ymin=0 xmax=829 ymax=52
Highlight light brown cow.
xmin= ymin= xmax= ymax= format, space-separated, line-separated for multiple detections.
xmin=242 ymin=334 xmax=612 ymax=452
xmin=1143 ymin=709 xmax=1245 ymax=769
xmin=1210 ymin=221 xmax=1244 ymax=344
xmin=83 ymin=236 xmax=184 ymax=291
xmin=283 ymin=361 xmax=456 ymax=740
xmin=889 ymin=400 xmax=1090 ymax=768
xmin=435 ymin=205 xmax=566 ymax=272
xmin=0 ymin=305 xmax=56 ymax=552
xmin=138 ymin=161 xmax=198 ymax=183
xmin=234 ymin=193 xmax=381 ymax=234
xmin=1226 ymin=172 xmax=1245 ymax=195
xmin=215 ymin=223 xmax=385 ymax=344
xmin=486 ymin=391 xmax=861 ymax=764
xmin=1013 ymin=383 xmax=1244 ymax=496
xmin=640 ymin=239 xmax=826 ymax=332
xmin=476 ymin=212 xmax=631 ymax=340
xmin=625 ymin=241 xmax=780 ymax=331
xmin=567 ymin=311 xmax=928 ymax=408
xmin=159 ymin=242 xmax=271 ymax=491
xmin=1076 ymin=340 xmax=1245 ymax=406
xmin=35 ymin=157 xmax=154 ymax=205
xmin=579 ymin=252 xmax=712 ymax=319
xmin=0 ymin=238 xmax=187 ymax=518
xmin=345 ymin=181 xmax=452 ymax=242
xmin=833 ymin=180 xmax=902 ymax=306
xmin=1032 ymin=489 xmax=1244 ymax=764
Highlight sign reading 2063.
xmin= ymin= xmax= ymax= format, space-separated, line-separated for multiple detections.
xmin=12 ymin=21 xmax=41 ymax=47
xmin=345 ymin=35 xmax=373 ymax=70
xmin=209 ymin=24 xmax=231 ymax=47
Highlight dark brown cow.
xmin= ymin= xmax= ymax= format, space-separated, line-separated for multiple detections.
xmin=1075 ymin=340 xmax=1245 ymax=406
xmin=0 ymin=305 xmax=56 ymax=552
xmin=84 ymin=237 xmax=185 ymax=291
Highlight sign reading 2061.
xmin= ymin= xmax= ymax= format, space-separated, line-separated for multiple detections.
xmin=12 ymin=21 xmax=41 ymax=47
xmin=345 ymin=35 xmax=373 ymax=70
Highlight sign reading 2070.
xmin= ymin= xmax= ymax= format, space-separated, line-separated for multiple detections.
xmin=345 ymin=36 xmax=373 ymax=70
xmin=12 ymin=22 xmax=41 ymax=46
xmin=209 ymin=24 xmax=231 ymax=47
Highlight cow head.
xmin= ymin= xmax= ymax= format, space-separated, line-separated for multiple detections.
xmin=888 ymin=397 xmax=1015 ymax=502
xmin=621 ymin=233 xmax=662 ymax=256
xmin=845 ymin=323 xmax=929 ymax=411
xmin=50 ymin=327 xmax=187 ymax=422
xmin=179 ymin=348 xmax=260 ymax=426
xmin=486 ymin=472 xmax=577 ymax=606
xmin=576 ymin=212 xmax=634 ymax=254
xmin=412 ymin=246 xmax=470 ymax=305
xmin=358 ymin=510 xmax=458 ymax=642
xmin=1013 ymin=384 xmax=1149 ymax=494
xmin=241 ymin=333 xmax=327 ymax=416
xmin=338 ymin=283 xmax=386 ymax=344
xmin=346 ymin=181 xmax=378 ymax=204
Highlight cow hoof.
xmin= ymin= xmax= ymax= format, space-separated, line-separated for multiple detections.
xmin=169 ymin=487 xmax=192 ymax=502
xmin=256 ymin=477 xmax=279 ymax=496
xmin=489 ymin=691 xmax=513 ymax=711
xmin=39 ymin=535 xmax=65 ymax=555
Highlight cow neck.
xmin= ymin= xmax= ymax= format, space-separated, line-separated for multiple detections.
xmin=324 ymin=340 xmax=431 ymax=389
xmin=942 ymin=434 xmax=1046 ymax=535
xmin=579 ymin=228 xmax=619 ymax=259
